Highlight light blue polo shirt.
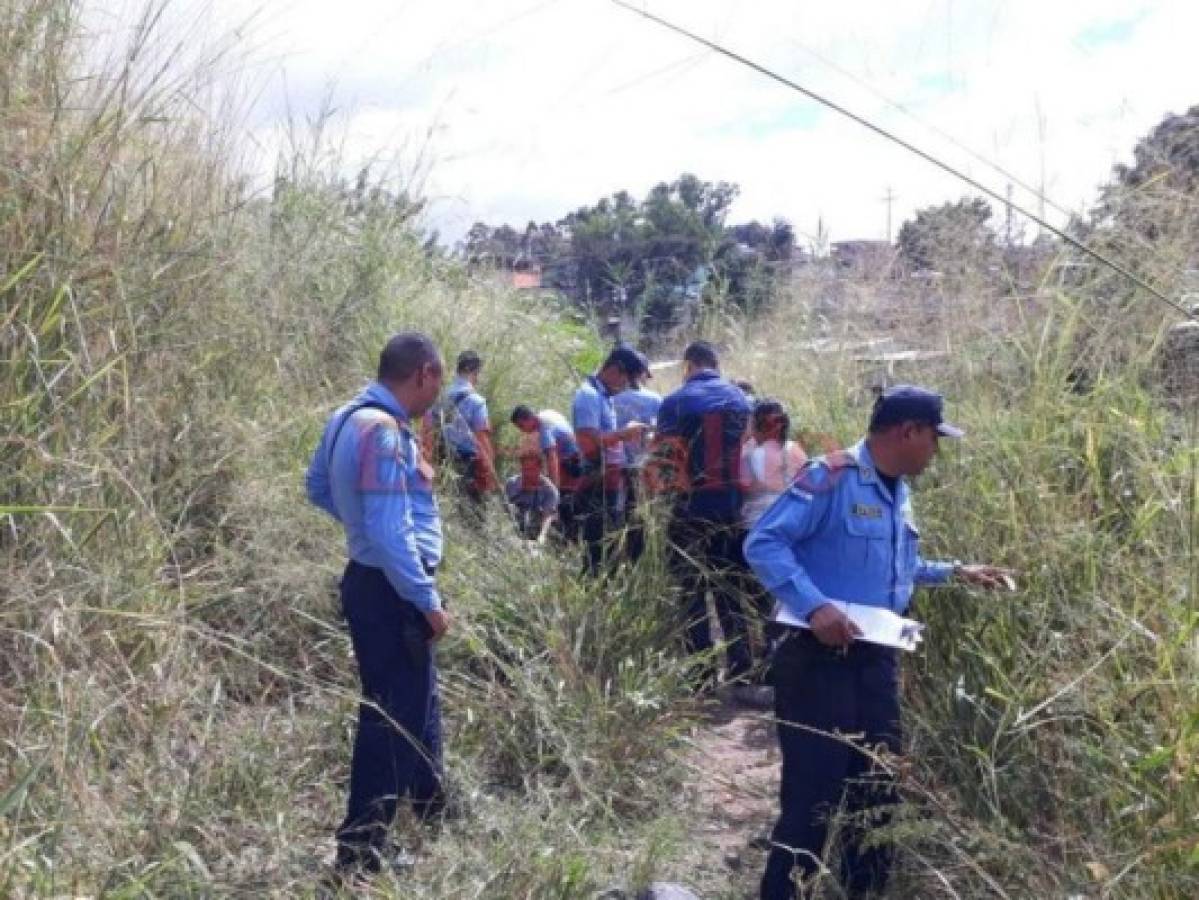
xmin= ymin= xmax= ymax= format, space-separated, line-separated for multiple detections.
xmin=613 ymin=386 xmax=662 ymax=465
xmin=537 ymin=409 xmax=580 ymax=460
xmin=441 ymin=376 xmax=490 ymax=458
xmin=571 ymin=374 xmax=624 ymax=469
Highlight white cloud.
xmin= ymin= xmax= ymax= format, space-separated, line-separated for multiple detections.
xmin=193 ymin=0 xmax=1196 ymax=244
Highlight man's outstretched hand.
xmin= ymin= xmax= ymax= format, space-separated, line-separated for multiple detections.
xmin=955 ymin=564 xmax=1017 ymax=591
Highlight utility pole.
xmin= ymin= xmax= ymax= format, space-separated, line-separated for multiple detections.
xmin=1035 ymin=96 xmax=1048 ymax=234
xmin=1005 ymin=182 xmax=1014 ymax=248
xmin=882 ymin=186 xmax=896 ymax=244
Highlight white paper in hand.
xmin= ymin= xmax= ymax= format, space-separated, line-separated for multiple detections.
xmin=775 ymin=601 xmax=925 ymax=652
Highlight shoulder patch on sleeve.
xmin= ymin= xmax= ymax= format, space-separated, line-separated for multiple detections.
xmin=791 ymin=454 xmax=852 ymax=497
xmin=364 ymin=414 xmax=401 ymax=455
xmin=355 ymin=416 xmax=404 ymax=492
xmin=788 ymin=483 xmax=815 ymax=502
xmin=790 ymin=460 xmax=828 ymax=498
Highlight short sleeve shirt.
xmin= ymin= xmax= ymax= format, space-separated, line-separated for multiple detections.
xmin=442 ymin=376 xmax=490 ymax=456
xmin=656 ymin=370 xmax=752 ymax=521
xmin=571 ymin=375 xmax=623 ymax=468
xmin=612 ymin=387 xmax=662 ymax=465
xmin=537 ymin=409 xmax=580 ymax=459
xmin=505 ymin=473 xmax=560 ymax=513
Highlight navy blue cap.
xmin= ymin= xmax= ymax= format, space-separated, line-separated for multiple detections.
xmin=869 ymin=385 xmax=964 ymax=438
xmin=635 ymin=351 xmax=653 ymax=379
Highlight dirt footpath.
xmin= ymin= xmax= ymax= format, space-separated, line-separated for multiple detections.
xmin=683 ymin=696 xmax=780 ymax=897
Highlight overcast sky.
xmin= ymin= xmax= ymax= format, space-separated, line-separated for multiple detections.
xmin=194 ymin=0 xmax=1196 ymax=247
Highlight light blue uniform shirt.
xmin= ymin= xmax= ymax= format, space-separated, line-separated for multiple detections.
xmin=441 ymin=376 xmax=490 ymax=457
xmin=612 ymin=386 xmax=662 ymax=465
xmin=744 ymin=439 xmax=954 ymax=623
xmin=536 ymin=409 xmax=580 ymax=459
xmin=306 ymin=381 xmax=443 ymax=612
xmin=571 ymin=374 xmax=623 ymax=469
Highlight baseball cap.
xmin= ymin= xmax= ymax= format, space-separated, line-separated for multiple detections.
xmin=635 ymin=351 xmax=653 ymax=379
xmin=869 ymin=385 xmax=964 ymax=438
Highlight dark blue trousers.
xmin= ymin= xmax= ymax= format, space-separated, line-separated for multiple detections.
xmin=575 ymin=482 xmax=626 ymax=576
xmin=336 ymin=561 xmax=443 ymax=867
xmin=668 ymin=516 xmax=754 ymax=683
xmin=623 ymin=469 xmax=647 ymax=564
xmin=761 ymin=630 xmax=901 ymax=899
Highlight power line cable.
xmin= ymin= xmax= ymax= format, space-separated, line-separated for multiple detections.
xmin=605 ymin=50 xmax=708 ymax=97
xmin=608 ymin=0 xmax=1193 ymax=320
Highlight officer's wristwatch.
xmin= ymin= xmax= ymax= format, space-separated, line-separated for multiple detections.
xmin=950 ymin=559 xmax=965 ymax=579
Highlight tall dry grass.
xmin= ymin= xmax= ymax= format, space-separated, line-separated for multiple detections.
xmin=2 ymin=2 xmax=701 ymax=896
xmin=708 ymin=252 xmax=1199 ymax=896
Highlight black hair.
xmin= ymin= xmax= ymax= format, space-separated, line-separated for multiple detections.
xmin=602 ymin=345 xmax=643 ymax=376
xmin=456 ymin=350 xmax=483 ymax=375
xmin=753 ymin=398 xmax=790 ymax=443
xmin=378 ymin=332 xmax=441 ymax=382
xmin=734 ymin=379 xmax=755 ymax=396
xmin=683 ymin=340 xmax=719 ymax=370
xmin=510 ymin=404 xmax=536 ymax=425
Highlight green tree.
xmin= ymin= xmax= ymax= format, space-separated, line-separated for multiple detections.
xmin=458 ymin=174 xmax=797 ymax=329
xmin=1090 ymin=105 xmax=1199 ymax=242
xmin=1079 ymin=105 xmax=1199 ymax=306
xmin=897 ymin=196 xmax=999 ymax=275
xmin=1065 ymin=106 xmax=1199 ymax=368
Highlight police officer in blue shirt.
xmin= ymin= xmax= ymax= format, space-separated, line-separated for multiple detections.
xmin=510 ymin=405 xmax=581 ymax=493
xmin=571 ymin=345 xmax=648 ymax=574
xmin=654 ymin=340 xmax=753 ymax=685
xmin=613 ymin=351 xmax=662 ymax=561
xmin=612 ymin=352 xmax=663 ymax=465
xmin=745 ymin=385 xmax=1010 ymax=899
xmin=440 ymin=350 xmax=497 ymax=502
xmin=305 ymin=332 xmax=452 ymax=876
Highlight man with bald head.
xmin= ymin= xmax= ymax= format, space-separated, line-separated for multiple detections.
xmin=306 ymin=331 xmax=452 ymax=876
